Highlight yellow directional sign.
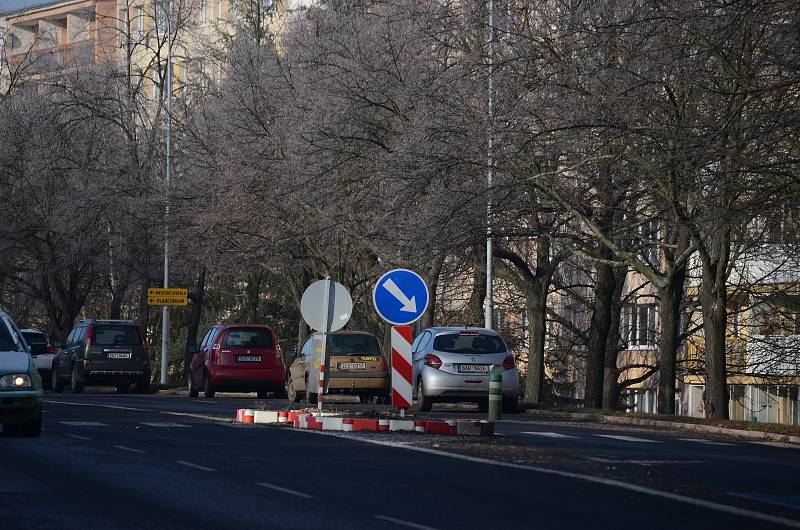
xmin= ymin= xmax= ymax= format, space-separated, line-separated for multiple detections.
xmin=147 ymin=288 xmax=188 ymax=306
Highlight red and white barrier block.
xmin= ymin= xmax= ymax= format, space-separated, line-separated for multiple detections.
xmin=391 ymin=326 xmax=414 ymax=410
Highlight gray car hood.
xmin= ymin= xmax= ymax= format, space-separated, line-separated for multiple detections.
xmin=0 ymin=350 xmax=32 ymax=373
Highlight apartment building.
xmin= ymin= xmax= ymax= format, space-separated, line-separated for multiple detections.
xmin=1 ymin=0 xmax=118 ymax=87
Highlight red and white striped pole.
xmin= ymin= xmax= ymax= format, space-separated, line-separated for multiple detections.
xmin=317 ymin=362 xmax=325 ymax=410
xmin=391 ymin=325 xmax=414 ymax=416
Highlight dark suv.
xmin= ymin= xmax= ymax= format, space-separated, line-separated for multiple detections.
xmin=51 ymin=320 xmax=150 ymax=394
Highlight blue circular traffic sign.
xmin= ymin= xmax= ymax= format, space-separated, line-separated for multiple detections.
xmin=373 ymin=269 xmax=430 ymax=326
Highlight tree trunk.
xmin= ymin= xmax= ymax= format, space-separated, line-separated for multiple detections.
xmin=602 ymin=266 xmax=626 ymax=411
xmin=524 ymin=281 xmax=548 ymax=403
xmin=421 ymin=254 xmax=444 ymax=329
xmin=184 ymin=268 xmax=206 ymax=376
xmin=700 ymin=264 xmax=729 ymax=419
xmin=585 ymin=254 xmax=616 ymax=409
xmin=657 ymin=265 xmax=686 ymax=415
xmin=468 ymin=244 xmax=486 ymax=326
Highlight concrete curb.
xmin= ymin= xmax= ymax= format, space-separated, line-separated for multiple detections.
xmin=523 ymin=409 xmax=800 ymax=444
xmin=234 ymin=409 xmax=494 ymax=436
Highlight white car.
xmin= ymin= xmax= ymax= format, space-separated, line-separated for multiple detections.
xmin=412 ymin=327 xmax=520 ymax=412
xmin=20 ymin=328 xmax=55 ymax=389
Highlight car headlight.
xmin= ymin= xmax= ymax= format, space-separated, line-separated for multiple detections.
xmin=0 ymin=374 xmax=32 ymax=389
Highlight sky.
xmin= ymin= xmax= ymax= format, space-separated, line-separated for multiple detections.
xmin=0 ymin=0 xmax=57 ymax=15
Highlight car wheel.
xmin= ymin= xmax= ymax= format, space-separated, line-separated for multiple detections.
xmin=19 ymin=413 xmax=42 ymax=437
xmin=286 ymin=374 xmax=297 ymax=403
xmin=116 ymin=385 xmax=130 ymax=394
xmin=71 ymin=365 xmax=84 ymax=394
xmin=42 ymin=371 xmax=53 ymax=391
xmin=416 ymin=379 xmax=432 ymax=412
xmin=51 ymin=369 xmax=65 ymax=393
xmin=134 ymin=377 xmax=149 ymax=394
xmin=502 ymin=397 xmax=519 ymax=413
xmin=203 ymin=371 xmax=215 ymax=398
xmin=187 ymin=374 xmax=199 ymax=398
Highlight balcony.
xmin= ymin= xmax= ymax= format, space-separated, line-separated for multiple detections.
xmin=6 ymin=39 xmax=96 ymax=72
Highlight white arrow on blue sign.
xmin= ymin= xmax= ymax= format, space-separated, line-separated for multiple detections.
xmin=373 ymin=269 xmax=430 ymax=326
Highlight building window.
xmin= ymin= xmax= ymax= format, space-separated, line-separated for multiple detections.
xmin=638 ymin=219 xmax=660 ymax=266
xmin=623 ymin=303 xmax=657 ymax=347
xmin=133 ymin=6 xmax=144 ymax=40
xmin=198 ymin=0 xmax=208 ymax=25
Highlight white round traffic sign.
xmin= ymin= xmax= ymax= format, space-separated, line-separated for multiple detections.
xmin=300 ymin=279 xmax=352 ymax=332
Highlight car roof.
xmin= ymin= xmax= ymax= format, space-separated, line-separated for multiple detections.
xmin=77 ymin=319 xmax=138 ymax=325
xmin=310 ymin=330 xmax=377 ymax=337
xmin=218 ymin=323 xmax=273 ymax=330
xmin=422 ymin=327 xmax=502 ymax=336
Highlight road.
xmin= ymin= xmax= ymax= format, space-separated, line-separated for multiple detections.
xmin=1 ymin=392 xmax=799 ymax=529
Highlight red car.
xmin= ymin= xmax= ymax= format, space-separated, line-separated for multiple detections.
xmin=187 ymin=324 xmax=286 ymax=398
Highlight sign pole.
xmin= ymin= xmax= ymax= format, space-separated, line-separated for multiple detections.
xmin=317 ymin=277 xmax=332 ymax=412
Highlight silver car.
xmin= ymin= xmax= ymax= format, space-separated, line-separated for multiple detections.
xmin=412 ymin=327 xmax=519 ymax=412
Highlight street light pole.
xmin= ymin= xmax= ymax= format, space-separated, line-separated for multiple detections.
xmin=485 ymin=0 xmax=495 ymax=330
xmin=160 ymin=0 xmax=173 ymax=386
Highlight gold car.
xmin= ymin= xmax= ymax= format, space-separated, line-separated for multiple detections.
xmin=286 ymin=331 xmax=389 ymax=404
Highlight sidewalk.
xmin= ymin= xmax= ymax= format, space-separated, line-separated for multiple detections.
xmin=520 ymin=408 xmax=800 ymax=444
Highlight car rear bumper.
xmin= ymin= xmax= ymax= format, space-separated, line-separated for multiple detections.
xmin=32 ymin=354 xmax=54 ymax=371
xmin=327 ymin=371 xmax=389 ymax=392
xmin=208 ymin=367 xmax=285 ymax=389
xmin=421 ymin=368 xmax=519 ymax=399
xmin=0 ymin=391 xmax=42 ymax=424
xmin=83 ymin=370 xmax=148 ymax=385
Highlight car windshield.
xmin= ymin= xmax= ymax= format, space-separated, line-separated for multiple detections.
xmin=328 ymin=335 xmax=380 ymax=356
xmin=223 ymin=329 xmax=274 ymax=348
xmin=22 ymin=332 xmax=47 ymax=345
xmin=433 ymin=333 xmax=506 ymax=354
xmin=94 ymin=326 xmax=142 ymax=346
xmin=0 ymin=322 xmax=22 ymax=352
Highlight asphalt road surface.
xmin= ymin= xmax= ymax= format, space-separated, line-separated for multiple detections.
xmin=2 ymin=393 xmax=799 ymax=529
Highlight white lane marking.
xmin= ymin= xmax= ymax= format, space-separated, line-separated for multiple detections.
xmin=114 ymin=445 xmax=146 ymax=454
xmin=522 ymin=431 xmax=577 ymax=439
xmin=256 ymin=482 xmax=313 ymax=499
xmin=752 ymin=441 xmax=800 ymax=449
xmin=678 ymin=438 xmax=736 ymax=447
xmin=60 ymin=421 xmax=108 ymax=427
xmin=140 ymin=422 xmax=190 ymax=428
xmin=175 ymin=460 xmax=215 ymax=472
xmin=587 ymin=457 xmax=703 ymax=466
xmin=595 ymin=434 xmax=662 ymax=444
xmin=66 ymin=433 xmax=91 ymax=441
xmin=46 ymin=399 xmax=230 ymax=423
xmin=729 ymin=493 xmax=800 ymax=511
xmin=374 ymin=515 xmax=440 ymax=530
xmin=295 ymin=429 xmax=800 ymax=529
xmin=46 ymin=400 xmax=150 ymax=412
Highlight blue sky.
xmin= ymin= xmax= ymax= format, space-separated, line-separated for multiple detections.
xmin=0 ymin=0 xmax=56 ymax=15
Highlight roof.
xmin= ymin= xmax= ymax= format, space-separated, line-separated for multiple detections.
xmin=0 ymin=0 xmax=83 ymax=16
xmin=424 ymin=327 xmax=500 ymax=336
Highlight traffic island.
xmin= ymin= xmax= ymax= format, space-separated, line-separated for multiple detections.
xmin=233 ymin=408 xmax=495 ymax=436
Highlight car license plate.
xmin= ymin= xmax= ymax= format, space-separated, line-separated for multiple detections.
xmin=236 ymin=355 xmax=261 ymax=362
xmin=338 ymin=362 xmax=366 ymax=370
xmin=458 ymin=364 xmax=489 ymax=374
xmin=107 ymin=352 xmax=131 ymax=359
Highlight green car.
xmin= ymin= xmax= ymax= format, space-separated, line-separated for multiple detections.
xmin=0 ymin=310 xmax=43 ymax=437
